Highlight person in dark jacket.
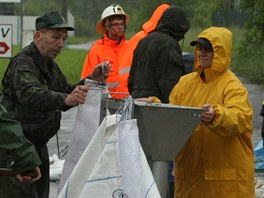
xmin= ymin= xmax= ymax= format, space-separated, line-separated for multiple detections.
xmin=128 ymin=6 xmax=190 ymax=103
xmin=0 ymin=101 xmax=41 ymax=184
xmin=128 ymin=6 xmax=190 ymax=198
xmin=1 ymin=11 xmax=110 ymax=198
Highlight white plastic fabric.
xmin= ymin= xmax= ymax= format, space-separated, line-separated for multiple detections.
xmin=58 ymin=115 xmax=161 ymax=198
xmin=58 ymin=86 xmax=105 ymax=193
xmin=49 ymin=154 xmax=65 ymax=181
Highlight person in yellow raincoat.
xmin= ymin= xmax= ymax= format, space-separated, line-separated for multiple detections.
xmin=169 ymin=27 xmax=255 ymax=197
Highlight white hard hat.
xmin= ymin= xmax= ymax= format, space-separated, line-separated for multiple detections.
xmin=96 ymin=4 xmax=130 ymax=34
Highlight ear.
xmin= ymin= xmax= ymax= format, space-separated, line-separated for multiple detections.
xmin=34 ymin=31 xmax=42 ymax=42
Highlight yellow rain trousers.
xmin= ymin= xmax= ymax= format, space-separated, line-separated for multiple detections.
xmin=169 ymin=27 xmax=255 ymax=198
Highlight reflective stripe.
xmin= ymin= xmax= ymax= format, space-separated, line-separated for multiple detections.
xmin=119 ymin=67 xmax=130 ymax=75
xmin=107 ymin=82 xmax=120 ymax=88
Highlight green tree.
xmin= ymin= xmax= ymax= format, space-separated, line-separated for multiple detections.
xmin=22 ymin=0 xmax=60 ymax=15
xmin=239 ymin=0 xmax=264 ymax=56
xmin=15 ymin=0 xmax=229 ymax=37
xmin=68 ymin=0 xmax=137 ymax=37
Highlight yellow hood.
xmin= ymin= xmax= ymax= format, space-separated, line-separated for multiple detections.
xmin=193 ymin=27 xmax=232 ymax=81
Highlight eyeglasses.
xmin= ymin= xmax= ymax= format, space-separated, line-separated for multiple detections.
xmin=110 ymin=23 xmax=125 ymax=27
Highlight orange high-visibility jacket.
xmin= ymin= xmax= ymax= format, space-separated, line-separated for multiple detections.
xmin=118 ymin=4 xmax=170 ymax=95
xmin=81 ymin=34 xmax=128 ymax=99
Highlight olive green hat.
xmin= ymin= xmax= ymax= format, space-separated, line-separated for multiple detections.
xmin=35 ymin=11 xmax=74 ymax=31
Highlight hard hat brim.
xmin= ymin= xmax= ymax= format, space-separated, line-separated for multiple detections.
xmin=96 ymin=14 xmax=130 ymax=35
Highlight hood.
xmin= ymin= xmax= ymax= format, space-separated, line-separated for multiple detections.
xmin=142 ymin=4 xmax=170 ymax=34
xmin=155 ymin=6 xmax=190 ymax=41
xmin=193 ymin=27 xmax=232 ymax=78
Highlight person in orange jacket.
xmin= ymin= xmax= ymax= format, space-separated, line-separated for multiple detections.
xmin=118 ymin=4 xmax=170 ymax=95
xmin=81 ymin=4 xmax=129 ymax=99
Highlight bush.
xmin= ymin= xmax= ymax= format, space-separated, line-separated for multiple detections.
xmin=232 ymin=46 xmax=264 ymax=86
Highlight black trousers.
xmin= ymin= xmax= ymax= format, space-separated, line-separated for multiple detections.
xmin=36 ymin=145 xmax=50 ymax=198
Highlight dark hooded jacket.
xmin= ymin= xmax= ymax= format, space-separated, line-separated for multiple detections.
xmin=128 ymin=6 xmax=190 ymax=103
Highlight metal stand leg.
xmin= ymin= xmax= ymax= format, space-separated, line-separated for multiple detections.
xmin=149 ymin=160 xmax=169 ymax=198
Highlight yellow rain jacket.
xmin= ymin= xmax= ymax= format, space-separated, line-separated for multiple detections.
xmin=169 ymin=27 xmax=255 ymax=198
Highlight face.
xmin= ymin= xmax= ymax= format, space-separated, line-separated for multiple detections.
xmin=197 ymin=45 xmax=214 ymax=69
xmin=35 ymin=28 xmax=68 ymax=62
xmin=105 ymin=18 xmax=125 ymax=40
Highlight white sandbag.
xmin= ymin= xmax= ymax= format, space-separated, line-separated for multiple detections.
xmin=58 ymin=114 xmax=118 ymax=198
xmin=118 ymin=119 xmax=161 ymax=198
xmin=58 ymin=86 xmax=106 ymax=193
xmin=49 ymin=154 xmax=65 ymax=181
xmin=58 ymin=115 xmax=161 ymax=198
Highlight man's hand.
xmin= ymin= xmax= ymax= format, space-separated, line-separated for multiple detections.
xmin=16 ymin=167 xmax=41 ymax=182
xmin=64 ymin=85 xmax=89 ymax=106
xmin=90 ymin=61 xmax=111 ymax=82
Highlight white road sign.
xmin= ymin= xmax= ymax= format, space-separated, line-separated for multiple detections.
xmin=0 ymin=24 xmax=12 ymax=58
xmin=0 ymin=0 xmax=20 ymax=2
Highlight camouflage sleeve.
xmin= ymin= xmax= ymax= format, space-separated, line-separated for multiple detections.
xmin=13 ymin=59 xmax=74 ymax=112
xmin=0 ymin=104 xmax=41 ymax=173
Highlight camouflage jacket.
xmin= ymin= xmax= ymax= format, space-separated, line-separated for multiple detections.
xmin=0 ymin=102 xmax=40 ymax=173
xmin=1 ymin=42 xmax=83 ymax=147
